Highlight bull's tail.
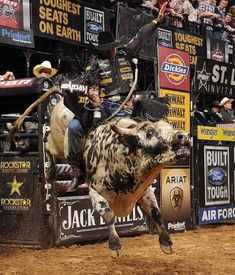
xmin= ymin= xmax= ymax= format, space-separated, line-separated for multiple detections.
xmin=8 ymin=85 xmax=61 ymax=141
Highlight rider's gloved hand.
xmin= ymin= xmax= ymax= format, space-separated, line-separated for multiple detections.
xmin=88 ymin=86 xmax=102 ymax=107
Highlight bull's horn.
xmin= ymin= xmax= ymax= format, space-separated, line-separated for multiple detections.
xmin=111 ymin=124 xmax=137 ymax=136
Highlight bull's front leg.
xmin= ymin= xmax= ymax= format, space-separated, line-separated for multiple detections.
xmin=137 ymin=186 xmax=173 ymax=254
xmin=89 ymin=188 xmax=122 ymax=258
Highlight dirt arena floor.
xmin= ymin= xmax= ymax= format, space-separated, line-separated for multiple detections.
xmin=0 ymin=224 xmax=234 ymax=275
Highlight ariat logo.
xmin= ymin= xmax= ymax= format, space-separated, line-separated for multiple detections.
xmin=170 ymin=187 xmax=183 ymax=213
xmin=161 ymin=54 xmax=189 ymax=85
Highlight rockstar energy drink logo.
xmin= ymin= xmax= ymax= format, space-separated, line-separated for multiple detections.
xmin=0 ymin=161 xmax=31 ymax=173
xmin=161 ymin=54 xmax=189 ymax=85
xmin=1 ymin=198 xmax=31 ymax=211
xmin=0 ymin=176 xmax=32 ymax=211
xmin=170 ymin=187 xmax=183 ymax=214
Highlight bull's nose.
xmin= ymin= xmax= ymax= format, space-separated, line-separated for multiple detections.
xmin=173 ymin=132 xmax=189 ymax=145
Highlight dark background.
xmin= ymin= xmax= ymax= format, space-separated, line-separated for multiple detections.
xmin=228 ymin=0 xmax=235 ymax=9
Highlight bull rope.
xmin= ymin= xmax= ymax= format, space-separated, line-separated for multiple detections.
xmin=8 ymin=85 xmax=61 ymax=141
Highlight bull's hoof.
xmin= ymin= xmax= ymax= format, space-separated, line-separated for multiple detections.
xmin=160 ymin=243 xmax=174 ymax=254
xmin=109 ymin=247 xmax=123 ymax=258
xmin=159 ymin=232 xmax=173 ymax=254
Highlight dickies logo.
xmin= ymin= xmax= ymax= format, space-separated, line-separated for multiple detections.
xmin=161 ymin=54 xmax=189 ymax=85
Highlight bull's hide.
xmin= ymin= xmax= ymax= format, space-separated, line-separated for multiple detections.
xmin=46 ymin=99 xmax=74 ymax=158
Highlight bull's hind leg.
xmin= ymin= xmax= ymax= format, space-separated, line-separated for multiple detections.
xmin=89 ymin=188 xmax=123 ymax=258
xmin=137 ymin=186 xmax=173 ymax=254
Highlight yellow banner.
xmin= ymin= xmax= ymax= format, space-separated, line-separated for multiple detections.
xmin=198 ymin=126 xmax=235 ymax=141
xmin=160 ymin=89 xmax=190 ymax=134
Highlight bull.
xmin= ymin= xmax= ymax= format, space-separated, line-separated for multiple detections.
xmin=10 ymin=87 xmax=190 ymax=257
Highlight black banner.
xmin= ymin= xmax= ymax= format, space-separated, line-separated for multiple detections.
xmin=197 ymin=143 xmax=235 ymax=225
xmin=0 ymin=157 xmax=37 ymax=213
xmin=194 ymin=56 xmax=235 ymax=97
xmin=57 ymin=196 xmax=149 ymax=244
xmin=173 ymin=31 xmax=206 ymax=65
xmin=157 ymin=28 xmax=173 ymax=48
xmin=32 ymin=1 xmax=106 ymax=46
xmin=203 ymin=146 xmax=230 ymax=206
xmin=207 ymin=37 xmax=228 ymax=63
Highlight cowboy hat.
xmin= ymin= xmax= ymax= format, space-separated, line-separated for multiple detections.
xmin=33 ymin=60 xmax=58 ymax=77
xmin=211 ymin=100 xmax=220 ymax=108
xmin=219 ymin=97 xmax=234 ymax=106
xmin=92 ymin=31 xmax=124 ymax=50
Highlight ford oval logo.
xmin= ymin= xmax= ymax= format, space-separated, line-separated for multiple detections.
xmin=87 ymin=22 xmax=102 ymax=34
xmin=160 ymin=41 xmax=171 ymax=47
xmin=208 ymin=168 xmax=227 ymax=186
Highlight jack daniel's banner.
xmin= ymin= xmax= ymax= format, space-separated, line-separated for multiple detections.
xmin=32 ymin=1 xmax=106 ymax=46
xmin=194 ymin=56 xmax=235 ymax=97
xmin=57 ymin=196 xmax=149 ymax=244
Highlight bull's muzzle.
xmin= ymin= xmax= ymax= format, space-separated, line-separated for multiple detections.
xmin=172 ymin=132 xmax=190 ymax=158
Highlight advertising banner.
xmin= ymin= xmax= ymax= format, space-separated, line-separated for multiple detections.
xmin=204 ymin=146 xmax=230 ymax=206
xmin=57 ymin=196 xmax=149 ymax=244
xmin=0 ymin=157 xmax=36 ymax=212
xmin=194 ymin=56 xmax=235 ymax=97
xmin=32 ymin=1 xmax=105 ymax=46
xmin=0 ymin=0 xmax=34 ymax=47
xmin=198 ymin=125 xmax=235 ymax=141
xmin=207 ymin=37 xmax=228 ymax=63
xmin=199 ymin=205 xmax=235 ymax=224
xmin=160 ymin=89 xmax=190 ymax=133
xmin=161 ymin=168 xmax=191 ymax=233
xmin=173 ymin=31 xmax=206 ymax=65
xmin=158 ymin=46 xmax=190 ymax=92
xmin=157 ymin=28 xmax=172 ymax=48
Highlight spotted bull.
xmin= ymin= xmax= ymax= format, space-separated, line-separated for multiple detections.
xmin=83 ymin=117 xmax=190 ymax=257
xmin=10 ymin=92 xmax=190 ymax=257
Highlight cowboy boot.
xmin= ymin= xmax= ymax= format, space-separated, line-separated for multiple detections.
xmin=68 ymin=164 xmax=85 ymax=192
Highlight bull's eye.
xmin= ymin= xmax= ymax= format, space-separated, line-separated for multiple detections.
xmin=146 ymin=130 xmax=154 ymax=139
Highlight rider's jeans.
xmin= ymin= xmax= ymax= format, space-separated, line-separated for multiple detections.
xmin=68 ymin=118 xmax=85 ymax=165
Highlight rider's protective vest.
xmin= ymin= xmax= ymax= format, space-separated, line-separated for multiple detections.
xmin=86 ymin=51 xmax=133 ymax=97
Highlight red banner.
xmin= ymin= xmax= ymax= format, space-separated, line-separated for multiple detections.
xmin=0 ymin=0 xmax=23 ymax=30
xmin=159 ymin=46 xmax=190 ymax=92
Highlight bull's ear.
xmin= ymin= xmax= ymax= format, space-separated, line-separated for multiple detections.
xmin=110 ymin=124 xmax=137 ymax=137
